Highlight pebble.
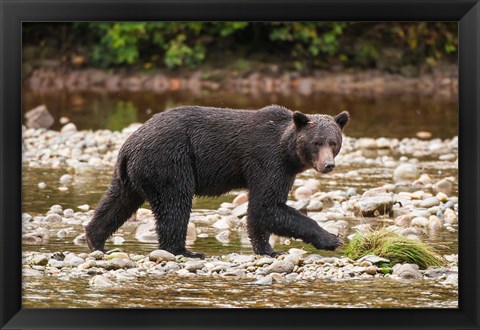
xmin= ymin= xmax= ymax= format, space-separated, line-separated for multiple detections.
xmin=37 ymin=182 xmax=47 ymax=189
xmin=419 ymin=197 xmax=440 ymax=208
xmin=294 ymin=186 xmax=313 ymax=200
xmin=354 ymin=194 xmax=393 ymax=217
xmin=443 ymin=208 xmax=458 ymax=224
xmin=59 ymin=174 xmax=73 ymax=185
xmin=111 ymin=236 xmax=125 ymax=245
xmin=89 ymin=275 xmax=114 ymax=287
xmin=232 ymin=193 xmax=248 ymax=205
xmin=232 ymin=203 xmax=248 ymax=218
xmin=212 ymin=218 xmax=232 ymax=230
xmin=61 ymin=123 xmax=77 ymax=134
xmin=78 ymin=204 xmax=90 ymax=211
xmin=433 ymin=179 xmax=454 ymax=195
xmin=435 ymin=192 xmax=448 ymax=202
xmin=89 ymin=250 xmax=104 ymax=260
xmin=253 ymin=275 xmax=273 ymax=285
xmin=106 ymin=252 xmax=129 ymax=260
xmin=184 ymin=261 xmax=205 ymax=272
xmin=428 ymin=216 xmax=443 ymax=231
xmin=411 ymin=217 xmax=429 ymax=228
xmin=264 ymin=260 xmax=295 ymax=274
xmin=392 ymin=263 xmax=422 ymax=280
xmin=43 ymin=214 xmax=62 ymax=223
xmin=149 ymin=250 xmax=176 ymax=262
xmin=393 ymin=164 xmax=418 ymax=182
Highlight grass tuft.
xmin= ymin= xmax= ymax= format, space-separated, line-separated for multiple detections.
xmin=344 ymin=228 xmax=446 ymax=269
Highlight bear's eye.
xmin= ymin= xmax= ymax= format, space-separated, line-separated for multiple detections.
xmin=330 ymin=141 xmax=337 ymax=148
xmin=314 ymin=141 xmax=321 ymax=147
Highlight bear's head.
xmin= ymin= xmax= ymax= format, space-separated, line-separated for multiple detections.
xmin=293 ymin=110 xmax=349 ymax=174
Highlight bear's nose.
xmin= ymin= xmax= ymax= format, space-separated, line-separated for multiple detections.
xmin=324 ymin=161 xmax=335 ymax=172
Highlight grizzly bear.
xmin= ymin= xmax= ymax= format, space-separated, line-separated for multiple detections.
xmin=85 ymin=105 xmax=349 ymax=258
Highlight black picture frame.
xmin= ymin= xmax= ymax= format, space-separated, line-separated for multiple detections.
xmin=1 ymin=1 xmax=479 ymax=329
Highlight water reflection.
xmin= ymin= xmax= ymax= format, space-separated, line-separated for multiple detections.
xmin=23 ymin=90 xmax=458 ymax=139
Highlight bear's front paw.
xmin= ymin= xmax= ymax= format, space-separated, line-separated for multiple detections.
xmin=312 ymin=234 xmax=343 ymax=251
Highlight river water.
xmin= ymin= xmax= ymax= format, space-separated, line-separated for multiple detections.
xmin=22 ymin=90 xmax=458 ymax=308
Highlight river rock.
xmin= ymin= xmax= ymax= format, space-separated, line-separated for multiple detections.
xmin=47 ymin=259 xmax=67 ymax=268
xmin=357 ymin=255 xmax=390 ymax=265
xmin=253 ymin=275 xmax=273 ymax=285
xmin=254 ymin=257 xmax=274 ymax=267
xmin=215 ymin=230 xmax=231 ymax=244
xmin=443 ymin=208 xmax=457 ymax=224
xmin=354 ymin=194 xmax=393 ymax=216
xmin=184 ymin=261 xmax=205 ymax=272
xmin=294 ymin=186 xmax=313 ymax=200
xmin=43 ymin=213 xmax=62 ymax=223
xmin=392 ymin=263 xmax=422 ymax=280
xmin=307 ymin=199 xmax=323 ymax=211
xmin=149 ymin=250 xmax=175 ymax=262
xmin=419 ymin=197 xmax=440 ymax=208
xmin=89 ymin=250 xmax=104 ymax=260
xmin=232 ymin=202 xmax=248 ymax=218
xmin=24 ymin=105 xmax=54 ymax=129
xmin=428 ymin=216 xmax=443 ymax=231
xmin=212 ymin=218 xmax=232 ymax=230
xmin=232 ymin=193 xmax=248 ymax=205
xmin=433 ymin=179 xmax=454 ymax=195
xmin=362 ymin=187 xmax=387 ymax=198
xmin=61 ymin=123 xmax=77 ymax=134
xmin=64 ymin=254 xmax=85 ymax=266
xmin=32 ymin=254 xmax=49 ymax=266
xmin=90 ymin=275 xmax=114 ymax=287
xmin=393 ymin=164 xmax=419 ymax=182
xmin=441 ymin=273 xmax=458 ymax=285
xmin=111 ymin=236 xmax=125 ymax=245
xmin=435 ymin=192 xmax=448 ymax=202
xmin=106 ymin=252 xmax=130 ymax=260
xmin=411 ymin=217 xmax=429 ymax=228
xmin=59 ymin=174 xmax=73 ymax=185
xmin=394 ymin=215 xmax=415 ymax=227
xmin=265 ymin=260 xmax=295 ymax=274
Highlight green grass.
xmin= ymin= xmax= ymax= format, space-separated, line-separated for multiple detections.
xmin=344 ymin=228 xmax=446 ymax=269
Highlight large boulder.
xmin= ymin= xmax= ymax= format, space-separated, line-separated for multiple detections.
xmin=24 ymin=105 xmax=54 ymax=129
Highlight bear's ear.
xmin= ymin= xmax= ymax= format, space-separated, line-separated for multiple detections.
xmin=293 ymin=111 xmax=310 ymax=127
xmin=334 ymin=111 xmax=350 ymax=130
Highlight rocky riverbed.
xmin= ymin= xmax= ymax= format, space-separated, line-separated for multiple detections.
xmin=22 ymin=122 xmax=458 ymax=307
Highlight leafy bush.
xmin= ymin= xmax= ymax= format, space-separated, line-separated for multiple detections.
xmin=23 ymin=22 xmax=458 ymax=71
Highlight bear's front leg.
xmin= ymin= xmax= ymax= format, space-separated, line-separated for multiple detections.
xmin=246 ymin=217 xmax=285 ymax=257
xmin=249 ymin=202 xmax=342 ymax=252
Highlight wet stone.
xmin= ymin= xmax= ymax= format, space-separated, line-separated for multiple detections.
xmin=392 ymin=263 xmax=422 ymax=280
xmin=149 ymin=250 xmax=176 ymax=263
xmin=184 ymin=261 xmax=205 ymax=272
xmin=419 ymin=197 xmax=440 ymax=208
xmin=264 ymin=260 xmax=295 ymax=274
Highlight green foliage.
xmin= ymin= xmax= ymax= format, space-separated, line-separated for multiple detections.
xmin=24 ymin=22 xmax=458 ymax=71
xmin=344 ymin=228 xmax=446 ymax=269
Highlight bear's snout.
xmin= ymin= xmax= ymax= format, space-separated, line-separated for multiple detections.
xmin=316 ymin=161 xmax=335 ymax=173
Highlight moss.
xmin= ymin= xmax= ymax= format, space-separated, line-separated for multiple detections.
xmin=344 ymin=228 xmax=446 ymax=269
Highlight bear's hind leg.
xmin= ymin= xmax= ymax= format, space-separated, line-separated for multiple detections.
xmin=141 ymin=170 xmax=204 ymax=259
xmin=85 ymin=176 xmax=144 ymax=251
